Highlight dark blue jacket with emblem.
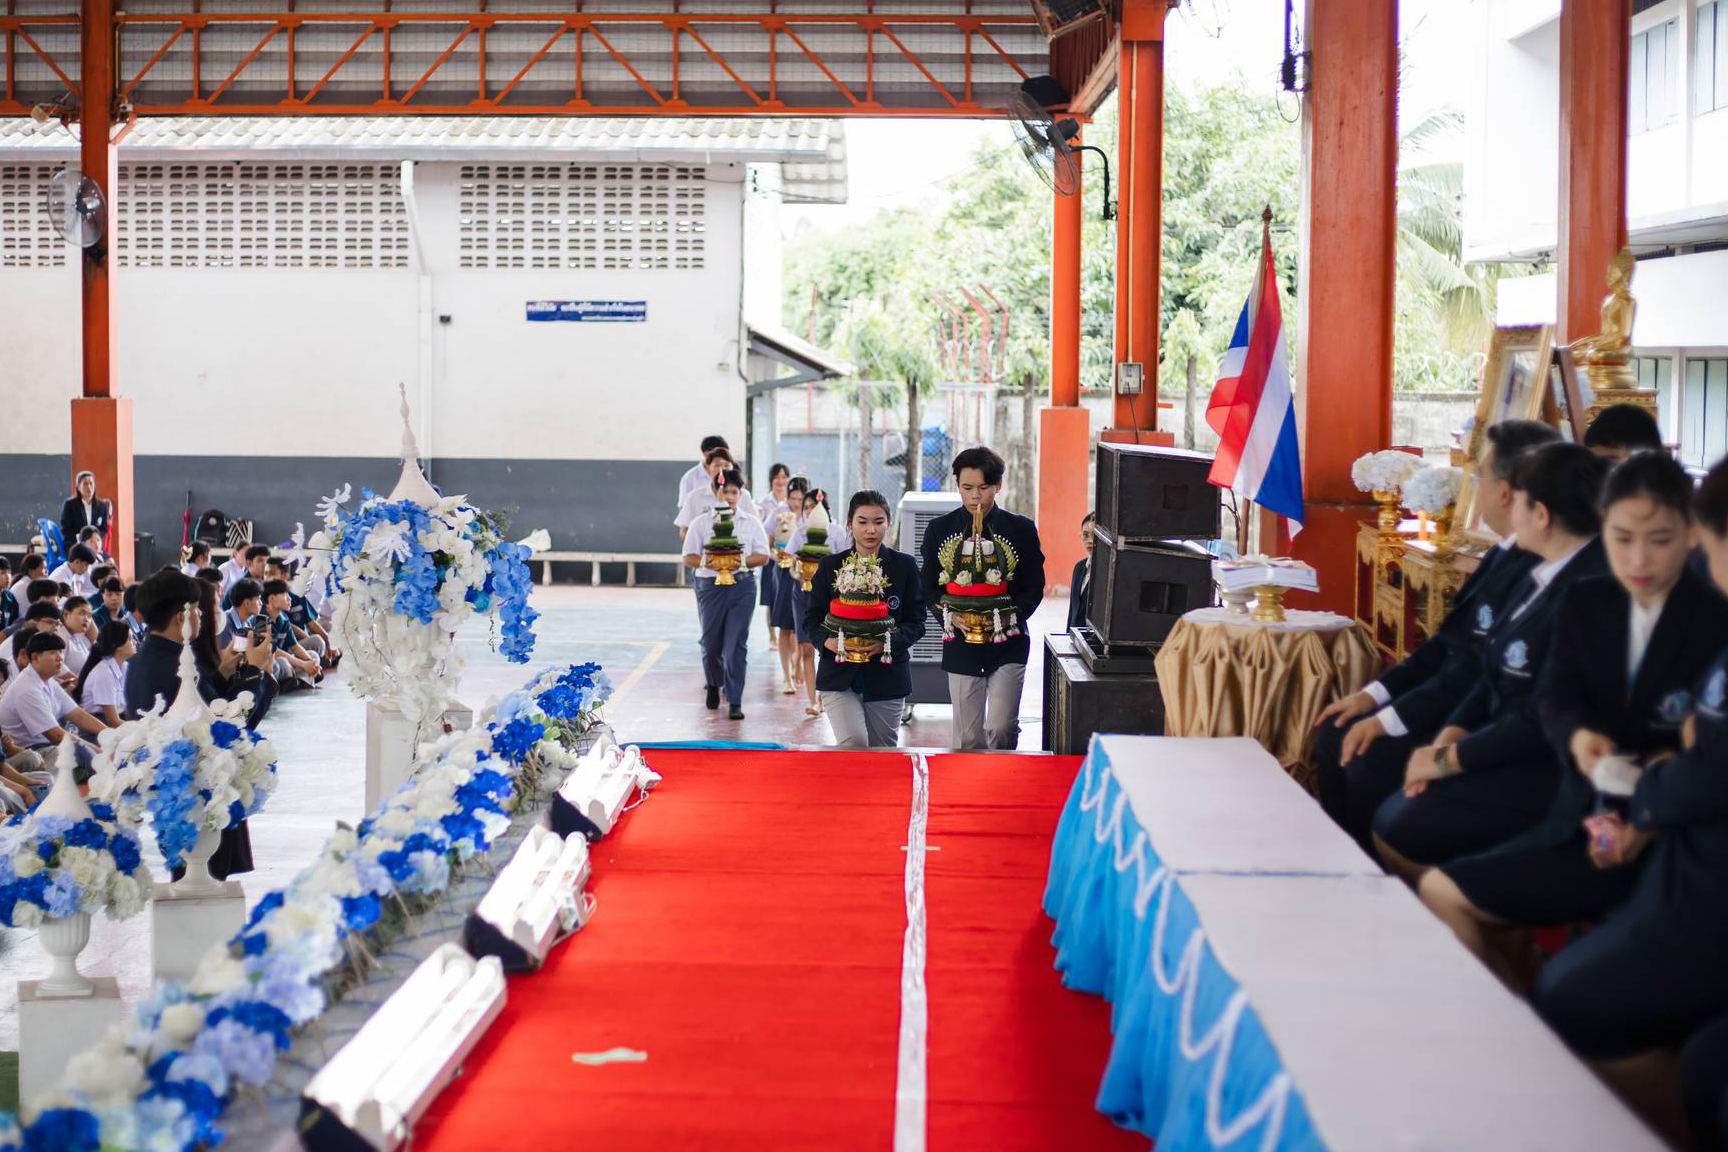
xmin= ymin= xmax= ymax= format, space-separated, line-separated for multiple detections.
xmin=1534 ymin=566 xmax=1728 ymax=836
xmin=805 ymin=545 xmax=927 ymax=700
xmin=1441 ymin=538 xmax=1607 ymax=803
xmin=917 ymin=503 xmax=1045 ymax=677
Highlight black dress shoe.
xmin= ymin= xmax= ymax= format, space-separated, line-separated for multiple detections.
xmin=705 ymin=685 xmax=720 ymax=710
xmin=728 ymin=704 xmax=745 ymax=720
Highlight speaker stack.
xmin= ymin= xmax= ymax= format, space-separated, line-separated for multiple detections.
xmin=1042 ymin=442 xmax=1221 ymax=754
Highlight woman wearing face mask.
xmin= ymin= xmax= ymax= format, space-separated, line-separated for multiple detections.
xmin=802 ymin=491 xmax=926 ymax=748
xmin=1418 ymin=450 xmax=1728 ymax=987
xmin=1527 ymin=455 xmax=1728 ymax=1149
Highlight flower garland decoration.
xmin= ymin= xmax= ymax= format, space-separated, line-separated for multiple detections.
xmin=935 ymin=508 xmax=1022 ymax=645
xmin=0 ymin=799 xmax=150 ymax=928
xmin=823 ymin=553 xmax=896 ymax=664
xmin=1400 ymin=464 xmax=1464 ymax=515
xmin=92 ymin=700 xmax=278 ymax=871
xmin=1349 ymin=449 xmax=1424 ymax=495
xmin=0 ymin=659 xmax=616 ymax=1152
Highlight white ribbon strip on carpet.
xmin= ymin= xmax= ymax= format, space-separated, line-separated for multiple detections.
xmin=894 ymin=751 xmax=931 ymax=1152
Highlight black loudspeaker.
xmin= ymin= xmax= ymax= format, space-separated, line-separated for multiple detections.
xmin=1085 ymin=526 xmax=1213 ymax=646
xmin=1095 ymin=442 xmax=1220 ymax=541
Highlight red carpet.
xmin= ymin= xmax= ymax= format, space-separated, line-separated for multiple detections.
xmin=415 ymin=748 xmax=1136 ymax=1151
xmin=926 ymin=754 xmax=1143 ymax=1152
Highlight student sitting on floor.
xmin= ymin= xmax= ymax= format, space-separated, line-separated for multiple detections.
xmin=0 ymin=632 xmax=105 ymax=770
xmin=1584 ymin=402 xmax=1664 ymax=463
xmin=1 ymin=604 xmax=63 ymax=677
xmin=75 ymin=621 xmax=134 ymax=728
xmin=266 ymin=556 xmax=335 ymax=666
xmin=1372 ymin=442 xmax=1611 ymax=883
xmin=1528 ymin=456 xmax=1728 ymax=1148
xmin=0 ymin=559 xmax=14 ymax=630
xmin=181 ymin=539 xmax=212 ymax=577
xmin=1417 ymin=450 xmax=1728 ymax=986
xmin=1314 ymin=420 xmax=1558 ymax=851
xmin=47 ymin=544 xmax=98 ymax=599
xmin=90 ymin=576 xmax=124 ymax=629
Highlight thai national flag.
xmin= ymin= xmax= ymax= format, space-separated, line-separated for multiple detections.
xmin=1204 ymin=228 xmax=1304 ymax=536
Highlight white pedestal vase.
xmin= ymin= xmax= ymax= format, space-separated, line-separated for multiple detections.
xmin=174 ymin=827 xmax=227 ymax=897
xmin=154 ymin=828 xmax=247 ymax=982
xmin=365 ymin=698 xmax=474 ymax=814
xmin=19 ymin=975 xmax=122 ymax=1104
xmin=36 ymin=913 xmax=94 ymax=997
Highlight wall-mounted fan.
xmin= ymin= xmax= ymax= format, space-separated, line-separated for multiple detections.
xmin=1007 ymin=77 xmax=1115 ymax=220
xmin=45 ymin=166 xmax=107 ymax=259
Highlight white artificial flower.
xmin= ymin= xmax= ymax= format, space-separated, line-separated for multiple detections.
xmin=159 ymin=1002 xmax=206 ymax=1045
xmin=189 ymin=953 xmax=246 ymax=996
xmin=1401 ymin=464 xmax=1465 ymax=515
xmin=1350 ymin=449 xmax=1424 ymax=495
xmin=63 ymin=1037 xmax=146 ymax=1103
xmin=316 ymin=484 xmax=353 ymax=522
xmin=108 ymin=874 xmax=144 ymax=919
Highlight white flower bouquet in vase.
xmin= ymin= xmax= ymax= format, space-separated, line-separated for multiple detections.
xmin=1350 ymin=449 xmax=1424 ymax=531
xmin=1401 ymin=464 xmax=1465 ymax=552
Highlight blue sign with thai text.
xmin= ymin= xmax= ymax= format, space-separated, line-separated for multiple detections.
xmin=525 ymin=300 xmax=648 ymax=323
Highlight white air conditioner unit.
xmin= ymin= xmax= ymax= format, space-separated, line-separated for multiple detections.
xmin=550 ymin=736 xmax=660 ymax=841
xmin=300 ymin=944 xmax=507 ymax=1152
xmin=464 ymin=825 xmax=593 ymax=971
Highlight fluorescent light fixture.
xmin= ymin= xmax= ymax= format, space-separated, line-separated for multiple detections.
xmin=550 ymin=739 xmax=659 ymax=841
xmin=464 ymin=825 xmax=593 ymax=971
xmin=301 ymin=943 xmax=507 ymax=1152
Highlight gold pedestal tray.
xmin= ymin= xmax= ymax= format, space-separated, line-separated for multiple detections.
xmin=950 ymin=607 xmax=994 ymax=644
xmin=707 ymin=550 xmax=742 ymax=586
xmin=798 ymin=556 xmax=822 ymax=591
xmin=1252 ymin=585 xmax=1288 ymax=623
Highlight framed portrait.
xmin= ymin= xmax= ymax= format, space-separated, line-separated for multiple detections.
xmin=1544 ymin=344 xmax=1592 ymax=443
xmin=1452 ymin=324 xmax=1555 ymax=549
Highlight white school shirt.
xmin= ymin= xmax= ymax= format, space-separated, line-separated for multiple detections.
xmin=81 ymin=656 xmax=126 ymax=713
xmin=59 ymin=627 xmax=91 ymax=675
xmin=676 ymin=484 xmax=755 ymax=531
xmin=180 ymin=562 xmax=202 ymax=578
xmin=1627 ymin=595 xmax=1665 ymax=683
xmin=676 ymin=462 xmax=710 ymax=510
xmin=684 ymin=510 xmax=771 ymax=580
xmin=0 ymin=667 xmax=77 ymax=746
xmin=47 ymin=563 xmax=95 ymax=598
xmin=218 ymin=557 xmax=247 ymax=595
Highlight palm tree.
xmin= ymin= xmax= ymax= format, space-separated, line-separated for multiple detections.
xmin=1397 ymin=105 xmax=1495 ymax=349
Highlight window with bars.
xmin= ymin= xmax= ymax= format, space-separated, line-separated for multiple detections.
xmin=1630 ymin=18 xmax=1681 ymax=134
xmin=1700 ymin=0 xmax=1728 ymax=115
xmin=0 ymin=165 xmax=70 ymax=268
xmin=1681 ymin=357 xmax=1728 ymax=467
xmin=457 ymin=163 xmax=706 ymax=271
xmin=116 ymin=163 xmax=410 ymax=270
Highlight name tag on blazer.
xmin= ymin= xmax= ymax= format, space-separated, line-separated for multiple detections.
xmin=1701 ymin=667 xmax=1727 ymax=722
xmin=1473 ymin=602 xmax=1495 ymax=638
xmin=1652 ymin=689 xmax=1692 ymax=730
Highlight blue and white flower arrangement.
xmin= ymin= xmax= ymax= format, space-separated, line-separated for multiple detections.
xmin=89 ymin=626 xmax=278 ymax=880
xmin=0 ymin=660 xmax=615 ymax=1151
xmin=293 ymin=389 xmax=539 ymax=733
xmin=0 ymin=796 xmax=151 ymax=928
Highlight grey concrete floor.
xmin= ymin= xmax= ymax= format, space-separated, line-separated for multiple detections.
xmin=0 ymin=585 xmax=1066 ymax=1052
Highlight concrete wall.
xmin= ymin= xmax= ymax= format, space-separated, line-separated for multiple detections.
xmin=0 ymin=159 xmax=754 ymax=554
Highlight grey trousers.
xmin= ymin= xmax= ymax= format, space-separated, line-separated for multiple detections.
xmin=948 ymin=663 xmax=1027 ymax=750
xmin=695 ymin=574 xmax=756 ymax=706
xmin=822 ymin=692 xmax=904 ymax=748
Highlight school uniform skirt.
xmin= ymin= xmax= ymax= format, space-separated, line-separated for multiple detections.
xmin=771 ymin=562 xmax=799 ymax=631
xmin=791 ymin=581 xmax=821 ymax=646
xmin=760 ymin=560 xmax=779 ymax=607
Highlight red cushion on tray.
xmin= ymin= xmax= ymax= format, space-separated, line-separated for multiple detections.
xmin=829 ymin=598 xmax=889 ymax=621
xmin=944 ymin=581 xmax=1007 ymax=598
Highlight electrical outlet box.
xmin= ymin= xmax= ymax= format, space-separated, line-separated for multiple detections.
xmin=1117 ymin=362 xmax=1144 ymax=396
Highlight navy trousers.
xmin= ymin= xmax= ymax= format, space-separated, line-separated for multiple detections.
xmin=695 ymin=573 xmax=755 ymax=706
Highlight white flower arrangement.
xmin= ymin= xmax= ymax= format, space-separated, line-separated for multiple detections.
xmin=1400 ymin=465 xmax=1464 ymax=515
xmin=88 ymin=628 xmax=278 ymax=871
xmin=1349 ymin=449 xmax=1424 ymax=495
xmin=834 ymin=553 xmax=888 ymax=599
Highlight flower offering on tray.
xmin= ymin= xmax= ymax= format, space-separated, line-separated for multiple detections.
xmin=935 ymin=507 xmax=1022 ymax=644
xmin=822 ymin=553 xmax=894 ymax=664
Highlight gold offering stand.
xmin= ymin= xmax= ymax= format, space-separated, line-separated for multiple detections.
xmin=948 ymin=506 xmax=1000 ymax=644
xmin=836 ymin=599 xmax=882 ymax=664
xmin=797 ymin=555 xmax=821 ymax=591
xmin=706 ymin=549 xmax=742 ymax=586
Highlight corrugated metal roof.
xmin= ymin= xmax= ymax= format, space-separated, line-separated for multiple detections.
xmin=0 ymin=115 xmax=848 ymax=202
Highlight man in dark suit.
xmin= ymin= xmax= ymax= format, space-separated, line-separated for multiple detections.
xmin=58 ymin=470 xmax=111 ymax=555
xmin=1313 ymin=420 xmax=1559 ymax=852
xmin=919 ymin=446 xmax=1045 ymax=750
xmin=1067 ymin=511 xmax=1096 ymax=630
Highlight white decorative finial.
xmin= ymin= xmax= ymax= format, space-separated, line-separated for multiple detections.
xmin=165 ymin=607 xmax=205 ymax=723
xmin=38 ymin=733 xmax=94 ymax=820
xmin=388 ymin=383 xmax=441 ymax=508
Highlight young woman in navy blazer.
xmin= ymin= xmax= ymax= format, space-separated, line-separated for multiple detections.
xmin=1418 ymin=451 xmax=1728 ymax=985
xmin=1527 ymin=456 xmax=1728 ymax=1149
xmin=802 ymin=490 xmax=926 ymax=748
xmin=1372 ymin=442 xmax=1611 ymax=882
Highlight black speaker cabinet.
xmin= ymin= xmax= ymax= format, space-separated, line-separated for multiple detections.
xmin=1085 ymin=526 xmax=1213 ymax=646
xmin=1095 ymin=442 xmax=1220 ymax=541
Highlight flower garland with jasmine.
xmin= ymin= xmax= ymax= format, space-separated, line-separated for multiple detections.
xmin=0 ymin=661 xmax=620 ymax=1151
xmin=823 ymin=553 xmax=896 ymax=664
xmin=935 ymin=507 xmax=1022 ymax=645
xmin=0 ymin=800 xmax=150 ymax=928
xmin=1400 ymin=464 xmax=1464 ymax=515
xmin=90 ymin=695 xmax=278 ymax=871
xmin=1349 ymin=449 xmax=1424 ymax=495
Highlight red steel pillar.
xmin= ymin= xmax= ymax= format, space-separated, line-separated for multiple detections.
xmin=73 ymin=0 xmax=134 ymax=578
xmin=1040 ymin=138 xmax=1089 ymax=587
xmin=1287 ymin=0 xmax=1397 ymax=613
xmin=1557 ymin=0 xmax=1630 ymax=344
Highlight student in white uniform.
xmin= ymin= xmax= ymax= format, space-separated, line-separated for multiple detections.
xmin=0 ymin=632 xmax=105 ymax=770
xmin=47 ymin=544 xmax=97 ymax=598
xmin=677 ymin=435 xmax=731 ymax=512
xmin=676 ymin=450 xmax=754 ymax=538
xmin=75 ymin=622 xmax=134 ymax=727
xmin=57 ymin=595 xmax=96 ymax=675
xmin=683 ymin=469 xmax=771 ymax=720
xmin=182 ymin=539 xmax=213 ymax=577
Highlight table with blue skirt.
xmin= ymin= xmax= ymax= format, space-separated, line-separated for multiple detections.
xmin=1042 ymin=734 xmax=1667 ymax=1152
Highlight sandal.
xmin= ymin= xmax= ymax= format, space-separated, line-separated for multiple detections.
xmin=805 ymin=704 xmax=821 ymax=717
